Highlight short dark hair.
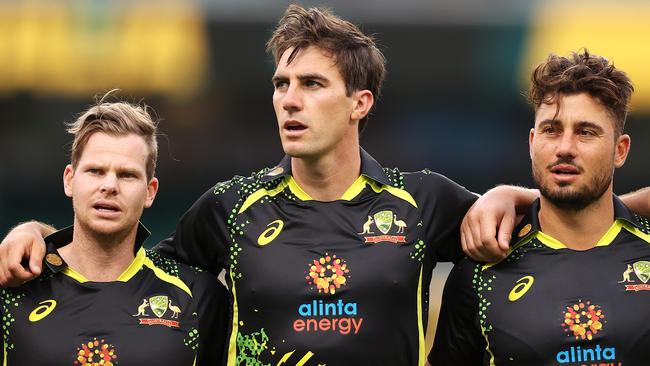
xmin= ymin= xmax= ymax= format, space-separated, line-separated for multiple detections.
xmin=528 ymin=50 xmax=634 ymax=134
xmin=267 ymin=4 xmax=386 ymax=132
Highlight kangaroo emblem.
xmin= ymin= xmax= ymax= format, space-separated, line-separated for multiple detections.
xmin=168 ymin=300 xmax=182 ymax=318
xmin=358 ymin=216 xmax=375 ymax=235
xmin=619 ymin=264 xmax=635 ymax=283
xmin=393 ymin=217 xmax=407 ymax=233
xmin=133 ymin=299 xmax=149 ymax=316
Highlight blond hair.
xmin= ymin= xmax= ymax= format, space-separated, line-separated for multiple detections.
xmin=67 ymin=92 xmax=159 ymax=180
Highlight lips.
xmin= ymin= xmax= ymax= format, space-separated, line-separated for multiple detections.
xmin=92 ymin=200 xmax=121 ymax=215
xmin=283 ymin=120 xmax=307 ymax=131
xmin=550 ymin=164 xmax=581 ymax=175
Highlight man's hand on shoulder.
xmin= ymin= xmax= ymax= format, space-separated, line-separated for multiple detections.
xmin=461 ymin=185 xmax=538 ymax=262
xmin=0 ymin=221 xmax=54 ymax=287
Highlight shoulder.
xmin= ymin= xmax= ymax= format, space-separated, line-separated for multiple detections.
xmin=144 ymin=250 xmax=225 ymax=295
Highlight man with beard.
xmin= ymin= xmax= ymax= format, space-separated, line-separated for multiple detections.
xmin=429 ymin=50 xmax=650 ymax=365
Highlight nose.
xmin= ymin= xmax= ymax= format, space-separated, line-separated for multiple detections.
xmin=282 ymin=83 xmax=303 ymax=112
xmin=556 ymin=132 xmax=577 ymax=159
xmin=99 ymin=173 xmax=118 ymax=195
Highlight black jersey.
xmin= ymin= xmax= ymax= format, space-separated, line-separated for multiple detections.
xmin=430 ymin=197 xmax=650 ymax=366
xmin=155 ymin=149 xmax=477 ymax=366
xmin=1 ymin=224 xmax=229 ymax=366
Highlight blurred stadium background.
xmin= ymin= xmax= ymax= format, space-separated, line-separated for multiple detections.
xmin=1 ymin=0 xmax=648 ymax=353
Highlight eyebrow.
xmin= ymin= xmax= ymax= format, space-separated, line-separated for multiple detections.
xmin=537 ymin=119 xmax=605 ymax=132
xmin=271 ymin=73 xmax=329 ymax=84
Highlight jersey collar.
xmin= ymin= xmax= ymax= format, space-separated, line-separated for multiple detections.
xmin=260 ymin=147 xmax=392 ymax=186
xmin=510 ymin=195 xmax=644 ymax=248
xmin=42 ymin=222 xmax=151 ymax=274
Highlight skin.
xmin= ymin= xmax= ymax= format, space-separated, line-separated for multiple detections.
xmin=272 ymin=46 xmax=373 ymax=201
xmin=530 ymin=93 xmax=630 ymax=249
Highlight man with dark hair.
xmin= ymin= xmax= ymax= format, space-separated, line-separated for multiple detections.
xmin=1 ymin=97 xmax=228 ymax=365
xmin=3 ymin=7 xmax=650 ymax=366
xmin=430 ymin=50 xmax=650 ymax=365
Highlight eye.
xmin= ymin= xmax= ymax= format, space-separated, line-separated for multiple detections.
xmin=540 ymin=125 xmax=557 ymax=134
xmin=87 ymin=168 xmax=102 ymax=175
xmin=305 ymin=79 xmax=322 ymax=88
xmin=578 ymin=128 xmax=597 ymax=137
xmin=273 ymin=80 xmax=288 ymax=90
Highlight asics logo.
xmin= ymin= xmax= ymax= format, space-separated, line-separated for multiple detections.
xmin=508 ymin=276 xmax=534 ymax=302
xmin=29 ymin=299 xmax=57 ymax=322
xmin=257 ymin=220 xmax=284 ymax=246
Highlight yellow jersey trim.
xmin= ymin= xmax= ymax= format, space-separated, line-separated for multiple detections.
xmin=287 ymin=176 xmax=313 ymax=200
xmin=60 ymin=248 xmax=147 ymax=283
xmin=416 ymin=265 xmax=425 ymax=366
xmin=226 ymin=271 xmax=239 ymax=366
xmin=239 ymin=177 xmax=290 ymax=214
xmin=481 ymin=322 xmax=497 ymax=366
xmin=536 ymin=220 xmax=623 ymax=249
xmin=116 ymin=247 xmax=147 ymax=281
xmin=61 ymin=267 xmax=89 ymax=283
xmin=142 ymin=257 xmax=192 ymax=297
xmin=621 ymin=222 xmax=650 ymax=243
xmin=340 ymin=175 xmax=367 ymax=200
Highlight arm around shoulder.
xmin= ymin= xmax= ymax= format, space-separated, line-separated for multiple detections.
xmin=0 ymin=221 xmax=55 ymax=286
xmin=621 ymin=187 xmax=650 ymax=218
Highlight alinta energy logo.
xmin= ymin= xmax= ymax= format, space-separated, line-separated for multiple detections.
xmin=132 ymin=294 xmax=182 ymax=328
xmin=293 ymin=253 xmax=363 ymax=335
xmin=556 ymin=301 xmax=620 ymax=365
xmin=618 ymin=261 xmax=650 ymax=291
xmin=358 ymin=210 xmax=407 ymax=244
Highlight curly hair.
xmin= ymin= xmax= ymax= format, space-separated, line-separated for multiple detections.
xmin=528 ymin=50 xmax=634 ymax=134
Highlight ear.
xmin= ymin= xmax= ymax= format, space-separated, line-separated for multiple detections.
xmin=614 ymin=134 xmax=631 ymax=168
xmin=528 ymin=128 xmax=535 ymax=160
xmin=350 ymin=90 xmax=374 ymax=122
xmin=63 ymin=164 xmax=74 ymax=198
xmin=144 ymin=177 xmax=159 ymax=208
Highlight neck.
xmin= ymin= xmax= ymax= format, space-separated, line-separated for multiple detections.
xmin=291 ymin=145 xmax=361 ymax=201
xmin=58 ymin=222 xmax=139 ymax=281
xmin=538 ymin=190 xmax=615 ymax=250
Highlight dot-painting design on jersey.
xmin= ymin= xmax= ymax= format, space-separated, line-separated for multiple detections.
xmin=236 ymin=328 xmax=271 ymax=366
xmin=306 ymin=253 xmax=350 ymax=295
xmin=74 ymin=337 xmax=117 ymax=365
xmin=561 ymin=301 xmax=605 ymax=340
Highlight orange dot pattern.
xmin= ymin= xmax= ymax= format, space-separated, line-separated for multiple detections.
xmin=74 ymin=337 xmax=117 ymax=366
xmin=306 ymin=253 xmax=350 ymax=294
xmin=561 ymin=301 xmax=605 ymax=341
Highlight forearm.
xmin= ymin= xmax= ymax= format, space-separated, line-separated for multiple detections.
xmin=620 ymin=187 xmax=650 ymax=217
xmin=5 ymin=221 xmax=57 ymax=240
xmin=491 ymin=185 xmax=539 ymax=214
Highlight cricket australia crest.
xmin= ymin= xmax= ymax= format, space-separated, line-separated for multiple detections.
xmin=373 ymin=210 xmax=393 ymax=234
xmin=149 ymin=295 xmax=168 ymax=318
xmin=358 ymin=210 xmax=407 ymax=244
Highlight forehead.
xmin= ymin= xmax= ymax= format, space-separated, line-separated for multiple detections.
xmin=77 ymin=132 xmax=148 ymax=170
xmin=535 ymin=93 xmax=616 ymax=128
xmin=274 ymin=46 xmax=341 ymax=77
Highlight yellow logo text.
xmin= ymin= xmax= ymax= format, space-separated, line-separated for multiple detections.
xmin=29 ymin=300 xmax=57 ymax=322
xmin=257 ymin=220 xmax=284 ymax=246
xmin=508 ymin=276 xmax=534 ymax=302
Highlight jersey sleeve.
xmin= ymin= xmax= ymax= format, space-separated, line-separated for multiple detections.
xmin=406 ymin=171 xmax=478 ymax=263
xmin=191 ymin=271 xmax=230 ymax=366
xmin=154 ymin=182 xmax=237 ymax=275
xmin=428 ymin=257 xmax=485 ymax=365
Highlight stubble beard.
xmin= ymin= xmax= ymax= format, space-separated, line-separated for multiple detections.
xmin=532 ymin=162 xmax=613 ymax=212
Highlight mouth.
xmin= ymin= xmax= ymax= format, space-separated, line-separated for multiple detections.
xmin=549 ymin=164 xmax=581 ymax=176
xmin=283 ymin=120 xmax=307 ymax=132
xmin=93 ymin=201 xmax=121 ymax=213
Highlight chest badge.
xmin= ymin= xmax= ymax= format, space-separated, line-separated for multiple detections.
xmin=132 ymin=295 xmax=181 ymax=328
xmin=620 ymin=261 xmax=650 ymax=291
xmin=29 ymin=299 xmax=57 ymax=322
xmin=358 ymin=210 xmax=407 ymax=244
